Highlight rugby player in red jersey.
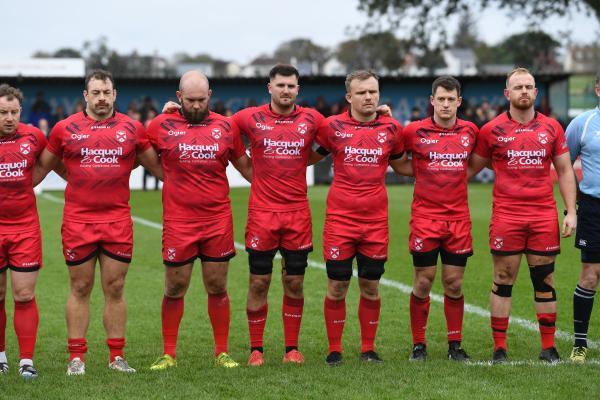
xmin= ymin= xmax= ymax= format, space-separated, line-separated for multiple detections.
xmin=37 ymin=70 xmax=163 ymax=375
xmin=310 ymin=70 xmax=407 ymax=366
xmin=147 ymin=71 xmax=251 ymax=370
xmin=0 ymin=84 xmax=49 ymax=380
xmin=393 ymin=76 xmax=478 ymax=362
xmin=470 ymin=67 xmax=577 ymax=364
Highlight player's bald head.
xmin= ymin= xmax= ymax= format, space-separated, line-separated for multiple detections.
xmin=179 ymin=70 xmax=210 ymax=92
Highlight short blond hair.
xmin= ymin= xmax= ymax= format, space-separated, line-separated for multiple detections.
xmin=506 ymin=67 xmax=533 ymax=88
xmin=345 ymin=70 xmax=379 ymax=93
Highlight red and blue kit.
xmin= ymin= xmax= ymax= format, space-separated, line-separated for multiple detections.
xmin=403 ymin=117 xmax=478 ymax=255
xmin=0 ymin=123 xmax=46 ymax=271
xmin=48 ymin=111 xmax=150 ymax=264
xmin=316 ymin=112 xmax=404 ymax=261
xmin=474 ymin=112 xmax=568 ymax=254
xmin=233 ymin=105 xmax=323 ymax=252
xmin=147 ymin=111 xmax=246 ymax=264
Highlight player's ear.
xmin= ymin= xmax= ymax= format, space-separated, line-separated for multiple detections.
xmin=345 ymin=92 xmax=351 ymax=104
xmin=503 ymin=88 xmax=510 ymax=101
xmin=112 ymin=89 xmax=117 ymax=100
xmin=267 ymin=82 xmax=272 ymax=95
xmin=83 ymin=90 xmax=89 ymax=102
xmin=429 ymin=95 xmax=434 ymax=107
xmin=208 ymin=89 xmax=213 ymax=98
xmin=457 ymin=96 xmax=462 ymax=108
xmin=176 ymin=91 xmax=182 ymax=102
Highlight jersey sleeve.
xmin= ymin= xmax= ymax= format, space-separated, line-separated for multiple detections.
xmin=401 ymin=122 xmax=415 ymax=152
xmin=315 ymin=119 xmax=332 ymax=154
xmin=134 ymin=121 xmax=152 ymax=153
xmin=46 ymin=122 xmax=64 ymax=157
xmin=390 ymin=121 xmax=404 ymax=158
xmin=229 ymin=120 xmax=247 ymax=160
xmin=473 ymin=123 xmax=492 ymax=159
xmin=551 ymin=120 xmax=569 ymax=157
xmin=231 ymin=110 xmax=249 ymax=138
xmin=31 ymin=127 xmax=48 ymax=156
xmin=565 ymin=116 xmax=583 ymax=161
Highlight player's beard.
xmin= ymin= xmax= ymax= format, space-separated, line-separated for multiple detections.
xmin=511 ymin=96 xmax=534 ymax=111
xmin=182 ymin=106 xmax=208 ymax=124
xmin=92 ymin=102 xmax=113 ymax=118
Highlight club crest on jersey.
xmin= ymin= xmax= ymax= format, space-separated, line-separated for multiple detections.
xmin=330 ymin=247 xmax=340 ymax=259
xmin=250 ymin=237 xmax=259 ymax=248
xmin=116 ymin=131 xmax=127 ymax=143
xmin=377 ymin=132 xmax=387 ymax=143
xmin=20 ymin=143 xmax=31 ymax=155
xmin=167 ymin=248 xmax=176 ymax=261
xmin=414 ymin=238 xmax=424 ymax=251
xmin=460 ymin=135 xmax=470 ymax=147
xmin=297 ymin=123 xmax=307 ymax=135
xmin=493 ymin=237 xmax=503 ymax=249
xmin=211 ymin=128 xmax=222 ymax=140
xmin=538 ymin=132 xmax=548 ymax=145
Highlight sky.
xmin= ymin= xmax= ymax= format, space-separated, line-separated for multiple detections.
xmin=4 ymin=0 xmax=599 ymax=64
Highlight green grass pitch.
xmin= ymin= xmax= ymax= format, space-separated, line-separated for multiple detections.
xmin=1 ymin=184 xmax=599 ymax=399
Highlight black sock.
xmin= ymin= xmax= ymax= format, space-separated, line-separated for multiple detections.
xmin=573 ymin=284 xmax=596 ymax=347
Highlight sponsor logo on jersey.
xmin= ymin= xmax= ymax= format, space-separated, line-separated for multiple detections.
xmin=578 ymin=239 xmax=587 ymax=247
xmin=420 ymin=137 xmax=439 ymax=144
xmin=497 ymin=136 xmax=516 ymax=143
xmin=515 ymin=128 xmax=534 ymax=133
xmin=297 ymin=123 xmax=308 ymax=134
xmin=167 ymin=247 xmax=176 ymax=261
xmin=506 ymin=149 xmax=546 ymax=167
xmin=168 ymin=130 xmax=187 ymax=136
xmin=211 ymin=128 xmax=221 ymax=140
xmin=71 ymin=133 xmax=90 ymax=140
xmin=493 ymin=237 xmax=503 ymax=249
xmin=80 ymin=147 xmax=123 ymax=165
xmin=178 ymin=143 xmax=219 ymax=160
xmin=343 ymin=146 xmax=382 ymax=164
xmin=255 ymin=122 xmax=274 ymax=131
xmin=263 ymin=138 xmax=304 ymax=157
xmin=427 ymin=151 xmax=468 ymax=168
xmin=330 ymin=247 xmax=339 ymax=259
xmin=538 ymin=132 xmax=548 ymax=144
xmin=275 ymin=120 xmax=294 ymax=124
xmin=116 ymin=131 xmax=127 ymax=143
xmin=335 ymin=131 xmax=353 ymax=139
xmin=91 ymin=125 xmax=111 ymax=130
xmin=0 ymin=160 xmax=27 ymax=178
xmin=377 ymin=132 xmax=387 ymax=143
xmin=20 ymin=143 xmax=31 ymax=155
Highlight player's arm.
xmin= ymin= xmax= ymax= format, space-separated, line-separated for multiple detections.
xmin=389 ymin=153 xmax=412 ymax=176
xmin=467 ymin=154 xmax=490 ymax=180
xmin=231 ymin=153 xmax=252 ymax=183
xmin=33 ymin=148 xmax=64 ymax=186
xmin=137 ymin=147 xmax=163 ymax=181
xmin=308 ymin=148 xmax=328 ymax=166
xmin=161 ymin=101 xmax=180 ymax=114
xmin=376 ymin=104 xmax=392 ymax=117
xmin=553 ymin=152 xmax=577 ymax=237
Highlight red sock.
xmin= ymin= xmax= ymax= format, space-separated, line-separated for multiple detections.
xmin=444 ymin=294 xmax=464 ymax=343
xmin=282 ymin=295 xmax=304 ymax=349
xmin=410 ymin=293 xmax=430 ymax=345
xmin=13 ymin=298 xmax=39 ymax=360
xmin=247 ymin=303 xmax=268 ymax=350
xmin=68 ymin=338 xmax=87 ymax=361
xmin=106 ymin=338 xmax=125 ymax=362
xmin=491 ymin=316 xmax=509 ymax=351
xmin=324 ymin=297 xmax=346 ymax=353
xmin=162 ymin=295 xmax=184 ymax=358
xmin=0 ymin=298 xmax=5 ymax=352
xmin=208 ymin=292 xmax=230 ymax=355
xmin=358 ymin=296 xmax=380 ymax=352
xmin=537 ymin=312 xmax=556 ymax=350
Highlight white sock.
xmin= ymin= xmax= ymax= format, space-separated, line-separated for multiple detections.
xmin=19 ymin=358 xmax=33 ymax=367
xmin=0 ymin=351 xmax=6 ymax=363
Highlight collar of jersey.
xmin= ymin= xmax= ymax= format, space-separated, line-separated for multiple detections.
xmin=430 ymin=116 xmax=460 ymax=131
xmin=506 ymin=110 xmax=538 ymax=125
xmin=347 ymin=109 xmax=380 ymax=125
xmin=82 ymin=108 xmax=116 ymax=122
xmin=268 ymin=103 xmax=297 ymax=117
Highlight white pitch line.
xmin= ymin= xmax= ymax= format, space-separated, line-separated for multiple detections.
xmin=40 ymin=192 xmax=600 ymax=349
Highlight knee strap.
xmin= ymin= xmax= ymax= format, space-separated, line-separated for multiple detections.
xmin=248 ymin=249 xmax=277 ymax=275
xmin=326 ymin=257 xmax=353 ymax=281
xmin=492 ymin=282 xmax=513 ymax=297
xmin=529 ymin=263 xmax=556 ymax=302
xmin=357 ymin=253 xmax=385 ymax=281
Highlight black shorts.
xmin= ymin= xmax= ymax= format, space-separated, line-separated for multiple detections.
xmin=575 ymin=192 xmax=600 ymax=252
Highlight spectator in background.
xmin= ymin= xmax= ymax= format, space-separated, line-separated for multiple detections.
xmin=52 ymin=105 xmax=68 ymax=127
xmin=37 ymin=118 xmax=50 ymax=138
xmin=29 ymin=91 xmax=51 ymax=127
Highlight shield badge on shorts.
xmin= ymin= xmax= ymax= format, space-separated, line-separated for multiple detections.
xmin=414 ymin=238 xmax=424 ymax=251
xmin=116 ymin=131 xmax=127 ymax=143
xmin=250 ymin=237 xmax=259 ymax=248
xmin=377 ymin=132 xmax=387 ymax=143
xmin=494 ymin=237 xmax=503 ymax=249
xmin=167 ymin=248 xmax=176 ymax=261
xmin=461 ymin=135 xmax=470 ymax=147
xmin=330 ymin=247 xmax=340 ymax=259
xmin=20 ymin=143 xmax=31 ymax=155
xmin=66 ymin=249 xmax=76 ymax=260
xmin=212 ymin=128 xmax=222 ymax=140
xmin=297 ymin=123 xmax=307 ymax=135
xmin=538 ymin=132 xmax=548 ymax=145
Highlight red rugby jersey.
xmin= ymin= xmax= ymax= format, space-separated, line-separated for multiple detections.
xmin=232 ymin=104 xmax=323 ymax=212
xmin=473 ymin=111 xmax=568 ymax=220
xmin=147 ymin=111 xmax=246 ymax=222
xmin=403 ymin=117 xmax=478 ymax=220
xmin=0 ymin=123 xmax=47 ymax=233
xmin=47 ymin=111 xmax=151 ymax=223
xmin=316 ymin=112 xmax=404 ymax=222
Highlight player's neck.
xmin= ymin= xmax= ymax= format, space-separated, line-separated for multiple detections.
xmin=433 ymin=114 xmax=456 ymax=129
xmin=351 ymin=108 xmax=377 ymax=123
xmin=270 ymin=102 xmax=294 ymax=116
xmin=509 ymin=106 xmax=535 ymax=124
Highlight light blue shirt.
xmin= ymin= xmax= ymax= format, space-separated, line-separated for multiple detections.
xmin=566 ymin=107 xmax=600 ymax=198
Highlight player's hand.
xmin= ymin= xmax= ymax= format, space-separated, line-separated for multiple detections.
xmin=376 ymin=104 xmax=392 ymax=117
xmin=162 ymin=101 xmax=181 ymax=114
xmin=561 ymin=211 xmax=577 ymax=237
